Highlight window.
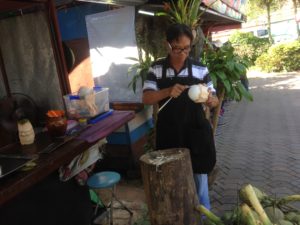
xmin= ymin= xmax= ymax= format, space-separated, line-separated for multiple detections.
xmin=257 ymin=29 xmax=268 ymax=37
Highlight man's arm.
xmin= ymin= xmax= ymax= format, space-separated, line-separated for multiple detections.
xmin=143 ymin=84 xmax=188 ymax=105
xmin=143 ymin=89 xmax=170 ymax=105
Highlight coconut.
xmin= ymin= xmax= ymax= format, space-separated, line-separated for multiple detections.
xmin=287 ymin=214 xmax=300 ymax=223
xmin=188 ymin=84 xmax=209 ymax=103
xmin=277 ymin=219 xmax=294 ymax=225
xmin=284 ymin=212 xmax=297 ymax=221
xmin=293 ymin=215 xmax=300 ymax=223
xmin=188 ymin=85 xmax=200 ymax=102
xmin=264 ymin=206 xmax=284 ymax=223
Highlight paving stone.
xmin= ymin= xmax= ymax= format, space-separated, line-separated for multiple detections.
xmin=211 ymin=72 xmax=300 ymax=215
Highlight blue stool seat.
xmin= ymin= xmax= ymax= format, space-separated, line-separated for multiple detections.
xmin=87 ymin=171 xmax=132 ymax=225
xmin=87 ymin=171 xmax=121 ymax=189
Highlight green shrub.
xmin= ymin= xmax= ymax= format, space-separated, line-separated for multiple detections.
xmin=229 ymin=31 xmax=270 ymax=65
xmin=255 ymin=40 xmax=300 ymax=72
xmin=282 ymin=41 xmax=300 ymax=71
xmin=255 ymin=53 xmax=273 ymax=72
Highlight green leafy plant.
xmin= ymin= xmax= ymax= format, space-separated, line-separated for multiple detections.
xmin=255 ymin=40 xmax=300 ymax=72
xmin=202 ymin=42 xmax=253 ymax=133
xmin=127 ymin=53 xmax=154 ymax=94
xmin=156 ymin=0 xmax=206 ymax=29
xmin=156 ymin=0 xmax=216 ymax=61
xmin=203 ymin=43 xmax=253 ymax=102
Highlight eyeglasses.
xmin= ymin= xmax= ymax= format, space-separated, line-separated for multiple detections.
xmin=168 ymin=43 xmax=191 ymax=54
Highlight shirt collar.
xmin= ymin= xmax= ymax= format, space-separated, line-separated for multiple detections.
xmin=165 ymin=55 xmax=190 ymax=70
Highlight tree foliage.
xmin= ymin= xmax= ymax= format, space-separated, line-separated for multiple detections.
xmin=246 ymin=0 xmax=285 ymax=19
xmin=292 ymin=0 xmax=300 ymax=38
xmin=245 ymin=0 xmax=265 ymax=20
xmin=229 ymin=31 xmax=270 ymax=65
xmin=246 ymin=0 xmax=286 ymax=43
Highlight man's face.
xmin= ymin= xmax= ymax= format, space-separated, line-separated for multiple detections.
xmin=168 ymin=35 xmax=191 ymax=62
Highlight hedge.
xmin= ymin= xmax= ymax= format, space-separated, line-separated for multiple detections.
xmin=255 ymin=40 xmax=300 ymax=72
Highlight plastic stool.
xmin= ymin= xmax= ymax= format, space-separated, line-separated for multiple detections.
xmin=87 ymin=171 xmax=133 ymax=225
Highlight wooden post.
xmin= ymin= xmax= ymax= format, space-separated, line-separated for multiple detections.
xmin=212 ymin=89 xmax=225 ymax=136
xmin=140 ymin=148 xmax=200 ymax=225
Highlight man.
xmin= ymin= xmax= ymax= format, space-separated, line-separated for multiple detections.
xmin=142 ymin=23 xmax=218 ymax=209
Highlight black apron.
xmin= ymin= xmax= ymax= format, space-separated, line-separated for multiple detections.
xmin=156 ymin=58 xmax=216 ymax=174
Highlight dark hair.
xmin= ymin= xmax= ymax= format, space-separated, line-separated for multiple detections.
xmin=166 ymin=23 xmax=193 ymax=43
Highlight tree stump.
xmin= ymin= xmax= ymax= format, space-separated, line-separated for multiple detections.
xmin=140 ymin=148 xmax=199 ymax=225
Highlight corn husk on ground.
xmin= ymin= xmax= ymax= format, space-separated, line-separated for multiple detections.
xmin=196 ymin=184 xmax=300 ymax=225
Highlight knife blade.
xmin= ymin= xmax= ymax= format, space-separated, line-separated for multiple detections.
xmin=39 ymin=136 xmax=73 ymax=154
xmin=0 ymin=154 xmax=37 ymax=160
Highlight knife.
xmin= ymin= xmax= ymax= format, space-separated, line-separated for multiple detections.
xmin=39 ymin=136 xmax=73 ymax=154
xmin=0 ymin=154 xmax=37 ymax=160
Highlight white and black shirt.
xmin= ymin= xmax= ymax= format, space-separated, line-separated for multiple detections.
xmin=143 ymin=56 xmax=215 ymax=93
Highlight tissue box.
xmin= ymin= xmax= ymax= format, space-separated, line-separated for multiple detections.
xmin=63 ymin=87 xmax=110 ymax=119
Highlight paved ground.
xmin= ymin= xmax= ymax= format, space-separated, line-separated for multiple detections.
xmin=211 ymin=71 xmax=300 ymax=215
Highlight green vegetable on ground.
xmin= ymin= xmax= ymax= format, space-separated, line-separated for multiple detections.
xmin=284 ymin=212 xmax=297 ymax=221
xmin=278 ymin=195 xmax=300 ymax=206
xmin=285 ymin=213 xmax=300 ymax=224
xmin=239 ymin=184 xmax=273 ymax=225
xmin=240 ymin=185 xmax=267 ymax=205
xmin=195 ymin=184 xmax=300 ymax=225
xmin=240 ymin=204 xmax=260 ymax=225
xmin=276 ymin=219 xmax=293 ymax=225
xmin=196 ymin=205 xmax=224 ymax=225
xmin=264 ymin=206 xmax=284 ymax=223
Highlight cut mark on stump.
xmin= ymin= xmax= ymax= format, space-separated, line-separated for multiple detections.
xmin=147 ymin=150 xmax=184 ymax=166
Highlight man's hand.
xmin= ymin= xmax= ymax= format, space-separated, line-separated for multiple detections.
xmin=206 ymin=92 xmax=219 ymax=108
xmin=169 ymin=84 xmax=188 ymax=98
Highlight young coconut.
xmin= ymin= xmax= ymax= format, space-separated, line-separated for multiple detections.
xmin=188 ymin=84 xmax=209 ymax=103
xmin=18 ymin=119 xmax=35 ymax=145
xmin=284 ymin=212 xmax=300 ymax=223
xmin=264 ymin=206 xmax=284 ymax=223
xmin=239 ymin=184 xmax=273 ymax=225
xmin=277 ymin=219 xmax=293 ymax=225
xmin=240 ymin=204 xmax=260 ymax=225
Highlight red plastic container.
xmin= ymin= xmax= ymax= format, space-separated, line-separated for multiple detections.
xmin=46 ymin=114 xmax=67 ymax=137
